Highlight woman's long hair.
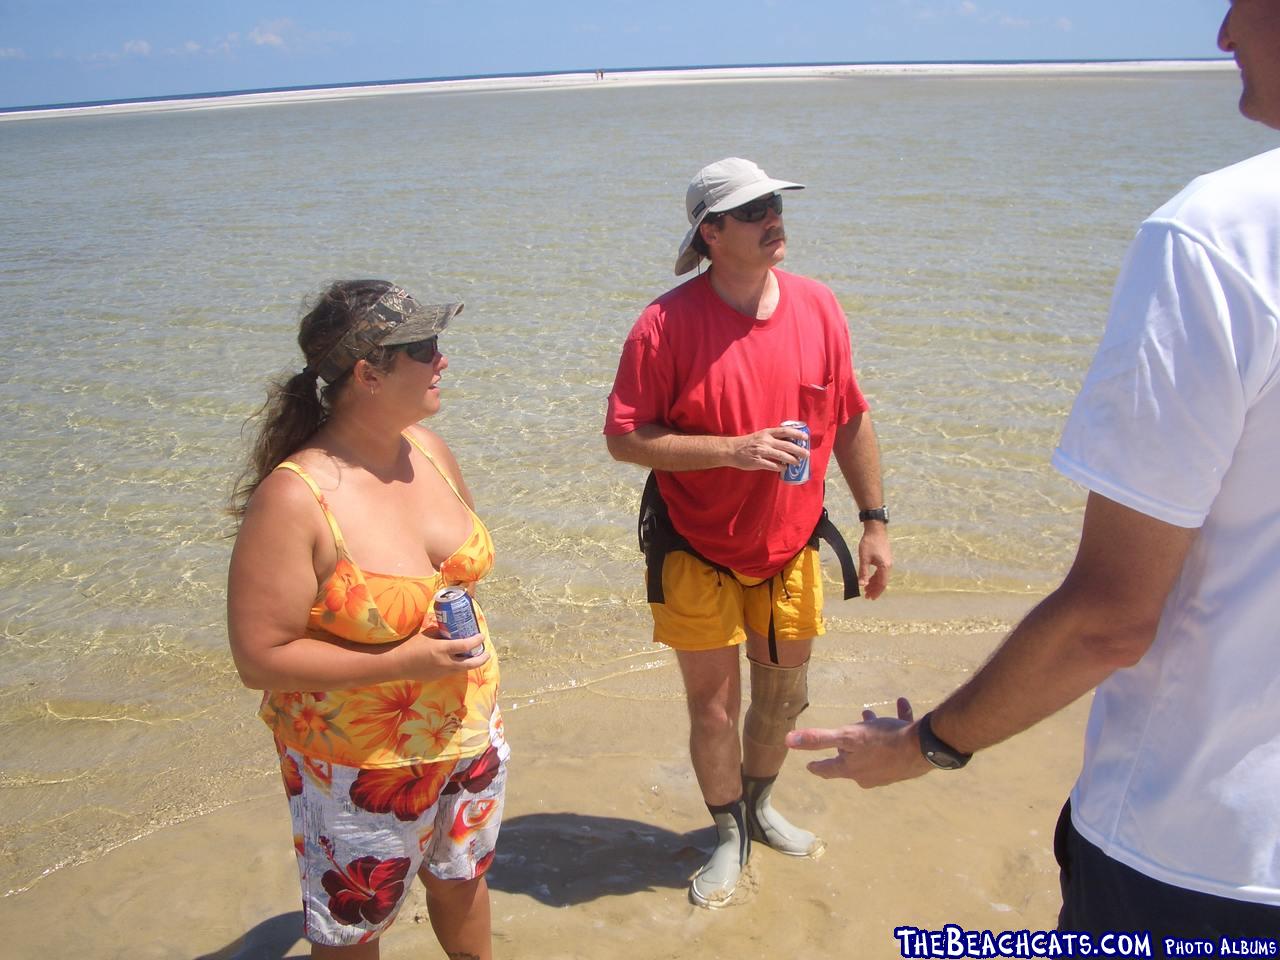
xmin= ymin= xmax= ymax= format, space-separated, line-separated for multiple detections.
xmin=229 ymin=279 xmax=397 ymax=526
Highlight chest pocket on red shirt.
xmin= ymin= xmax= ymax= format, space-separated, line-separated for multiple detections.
xmin=797 ymin=379 xmax=834 ymax=446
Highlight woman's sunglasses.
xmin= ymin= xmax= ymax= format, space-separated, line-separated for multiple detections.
xmin=722 ymin=193 xmax=783 ymax=223
xmin=402 ymin=337 xmax=439 ymax=364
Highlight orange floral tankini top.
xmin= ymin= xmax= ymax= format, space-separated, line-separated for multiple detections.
xmin=258 ymin=433 xmax=501 ymax=769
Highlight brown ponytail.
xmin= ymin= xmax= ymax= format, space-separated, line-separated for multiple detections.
xmin=229 ymin=279 xmax=397 ymax=525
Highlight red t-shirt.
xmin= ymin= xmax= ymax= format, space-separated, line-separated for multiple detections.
xmin=604 ymin=269 xmax=869 ymax=578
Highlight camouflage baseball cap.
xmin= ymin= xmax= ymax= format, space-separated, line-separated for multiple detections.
xmin=314 ymin=285 xmax=463 ymax=383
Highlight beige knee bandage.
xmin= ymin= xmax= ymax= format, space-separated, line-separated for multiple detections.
xmin=743 ymin=659 xmax=810 ymax=748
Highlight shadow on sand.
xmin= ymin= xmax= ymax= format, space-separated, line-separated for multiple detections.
xmin=195 ymin=812 xmax=709 ymax=957
xmin=487 ymin=811 xmax=710 ymax=905
xmin=193 ymin=910 xmax=306 ymax=959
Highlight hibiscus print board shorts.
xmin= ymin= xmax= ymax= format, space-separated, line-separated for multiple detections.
xmin=276 ymin=738 xmax=509 ymax=947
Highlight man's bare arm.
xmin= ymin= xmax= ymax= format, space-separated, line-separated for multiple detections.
xmin=606 ymin=423 xmax=809 ymax=473
xmin=788 ymin=493 xmax=1197 ymax=785
xmin=931 ymin=492 xmax=1196 ymax=753
xmin=833 ymin=413 xmax=893 ymax=598
xmin=833 ymin=413 xmax=885 ymax=511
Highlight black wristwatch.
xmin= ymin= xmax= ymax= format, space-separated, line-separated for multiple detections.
xmin=859 ymin=505 xmax=890 ymax=524
xmin=917 ymin=712 xmax=972 ymax=770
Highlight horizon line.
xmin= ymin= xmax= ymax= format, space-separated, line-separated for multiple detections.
xmin=1 ymin=57 xmax=1235 ymax=120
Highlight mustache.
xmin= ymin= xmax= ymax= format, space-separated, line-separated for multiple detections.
xmin=763 ymin=229 xmax=786 ymax=245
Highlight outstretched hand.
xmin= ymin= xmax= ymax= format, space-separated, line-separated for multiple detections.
xmin=786 ymin=697 xmax=931 ymax=788
xmin=728 ymin=425 xmax=811 ymax=472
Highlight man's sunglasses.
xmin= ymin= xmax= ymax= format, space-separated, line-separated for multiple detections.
xmin=721 ymin=193 xmax=783 ymax=223
xmin=401 ymin=337 xmax=439 ymax=364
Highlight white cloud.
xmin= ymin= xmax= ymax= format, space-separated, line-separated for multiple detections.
xmin=180 ymin=32 xmax=238 ymax=57
xmin=249 ymin=19 xmax=292 ymax=48
xmin=167 ymin=19 xmax=340 ymax=60
xmin=82 ymin=39 xmax=151 ymax=62
xmin=901 ymin=0 xmax=1071 ymax=33
xmin=893 ymin=0 xmax=937 ymax=20
xmin=0 ymin=47 xmax=26 ymax=60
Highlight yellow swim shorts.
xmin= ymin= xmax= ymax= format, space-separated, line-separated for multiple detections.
xmin=649 ymin=546 xmax=825 ymax=651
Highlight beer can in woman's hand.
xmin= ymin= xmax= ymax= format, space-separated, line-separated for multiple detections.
xmin=433 ymin=586 xmax=485 ymax=658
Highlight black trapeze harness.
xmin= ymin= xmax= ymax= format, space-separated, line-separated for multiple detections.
xmin=636 ymin=471 xmax=860 ymax=663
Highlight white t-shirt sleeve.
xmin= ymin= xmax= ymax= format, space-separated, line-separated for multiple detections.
xmin=1053 ymin=221 xmax=1274 ymax=528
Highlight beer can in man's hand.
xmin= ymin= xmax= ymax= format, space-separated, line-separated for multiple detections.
xmin=781 ymin=420 xmax=810 ymax=485
xmin=433 ymin=586 xmax=485 ymax=658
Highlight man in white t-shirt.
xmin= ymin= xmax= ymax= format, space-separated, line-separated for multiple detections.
xmin=787 ymin=0 xmax=1280 ymax=937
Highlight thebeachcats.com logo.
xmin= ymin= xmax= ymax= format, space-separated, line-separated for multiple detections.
xmin=1166 ymin=939 xmax=1280 ymax=958
xmin=892 ymin=925 xmax=1280 ymax=959
xmin=893 ymin=925 xmax=1152 ymax=958
xmin=890 ymin=931 xmax=1280 ymax=960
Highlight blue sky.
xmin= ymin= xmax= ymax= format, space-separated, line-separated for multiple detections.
xmin=0 ymin=0 xmax=1232 ymax=109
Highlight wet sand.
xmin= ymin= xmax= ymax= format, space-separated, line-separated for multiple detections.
xmin=0 ymin=593 xmax=1090 ymax=959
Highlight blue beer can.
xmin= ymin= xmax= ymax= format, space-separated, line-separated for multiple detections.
xmin=433 ymin=586 xmax=485 ymax=658
xmin=781 ymin=420 xmax=810 ymax=485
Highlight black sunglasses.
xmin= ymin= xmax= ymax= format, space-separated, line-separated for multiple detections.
xmin=401 ymin=337 xmax=440 ymax=364
xmin=723 ymin=193 xmax=783 ymax=223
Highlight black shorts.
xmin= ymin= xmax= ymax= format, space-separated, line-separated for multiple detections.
xmin=1054 ymin=799 xmax=1280 ymax=954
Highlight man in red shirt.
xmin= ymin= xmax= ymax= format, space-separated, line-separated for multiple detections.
xmin=603 ymin=157 xmax=893 ymax=907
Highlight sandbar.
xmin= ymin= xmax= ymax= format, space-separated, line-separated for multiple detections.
xmin=0 ymin=60 xmax=1234 ymax=123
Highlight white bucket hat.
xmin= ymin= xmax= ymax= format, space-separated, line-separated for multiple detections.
xmin=674 ymin=157 xmax=804 ymax=275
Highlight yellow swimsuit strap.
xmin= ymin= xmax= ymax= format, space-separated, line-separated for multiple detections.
xmin=403 ymin=431 xmax=471 ymax=511
xmin=274 ymin=460 xmax=346 ymax=549
xmin=275 ymin=432 xmax=472 ymax=549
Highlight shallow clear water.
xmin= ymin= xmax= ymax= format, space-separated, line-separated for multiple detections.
xmin=0 ymin=69 xmax=1273 ymax=894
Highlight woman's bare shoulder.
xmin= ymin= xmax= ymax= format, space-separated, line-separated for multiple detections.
xmin=406 ymin=423 xmax=451 ymax=457
xmin=243 ymin=462 xmax=324 ymax=528
xmin=405 ymin=424 xmax=470 ymax=498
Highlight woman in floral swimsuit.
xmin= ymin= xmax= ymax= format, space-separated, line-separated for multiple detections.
xmin=228 ymin=280 xmax=507 ymax=959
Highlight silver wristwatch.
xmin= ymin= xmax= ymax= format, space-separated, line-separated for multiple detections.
xmin=918 ymin=712 xmax=972 ymax=770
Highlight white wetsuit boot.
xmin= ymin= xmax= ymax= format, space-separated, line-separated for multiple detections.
xmin=690 ymin=799 xmax=749 ymax=908
xmin=743 ymin=773 xmax=824 ymax=858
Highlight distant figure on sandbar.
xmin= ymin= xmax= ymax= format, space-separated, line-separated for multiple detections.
xmin=604 ymin=157 xmax=892 ymax=907
xmin=227 ymin=280 xmax=508 ymax=959
xmin=790 ymin=0 xmax=1280 ymax=940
